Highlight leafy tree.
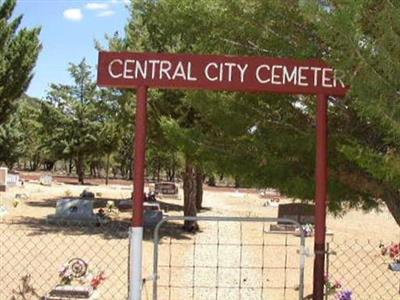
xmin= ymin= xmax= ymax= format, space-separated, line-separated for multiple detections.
xmin=17 ymin=95 xmax=43 ymax=170
xmin=0 ymin=94 xmax=42 ymax=170
xmin=0 ymin=117 xmax=23 ymax=169
xmin=0 ymin=0 xmax=41 ymax=125
xmin=42 ymin=59 xmax=100 ymax=184
xmin=301 ymin=0 xmax=400 ymax=225
xmin=124 ymin=0 xmax=400 ymax=227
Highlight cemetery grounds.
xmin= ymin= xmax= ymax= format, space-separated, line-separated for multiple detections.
xmin=0 ymin=175 xmax=399 ymax=300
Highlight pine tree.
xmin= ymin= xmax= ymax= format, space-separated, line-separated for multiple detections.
xmin=303 ymin=0 xmax=400 ymax=225
xmin=42 ymin=59 xmax=100 ymax=184
xmin=0 ymin=0 xmax=41 ymax=125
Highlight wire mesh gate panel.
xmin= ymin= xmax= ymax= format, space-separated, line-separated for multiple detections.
xmin=325 ymin=240 xmax=400 ymax=300
xmin=152 ymin=216 xmax=305 ymax=300
xmin=0 ymin=219 xmax=130 ymax=300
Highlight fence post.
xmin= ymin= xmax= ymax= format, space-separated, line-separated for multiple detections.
xmin=313 ymin=93 xmax=328 ymax=300
xmin=325 ymin=242 xmax=330 ymax=300
xmin=129 ymin=85 xmax=148 ymax=300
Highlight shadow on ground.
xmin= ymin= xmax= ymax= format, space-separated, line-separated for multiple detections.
xmin=8 ymin=196 xmax=211 ymax=241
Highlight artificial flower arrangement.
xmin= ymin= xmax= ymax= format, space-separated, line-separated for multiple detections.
xmin=58 ymin=258 xmax=106 ymax=289
xmin=295 ymin=223 xmax=314 ymax=237
xmin=325 ymin=274 xmax=352 ymax=300
xmin=379 ymin=242 xmax=400 ymax=271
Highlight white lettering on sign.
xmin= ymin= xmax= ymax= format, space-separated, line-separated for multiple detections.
xmin=105 ymin=57 xmax=345 ymax=91
xmin=322 ymin=68 xmax=333 ymax=88
xmin=237 ymin=64 xmax=248 ymax=82
xmin=123 ymin=59 xmax=135 ymax=79
xmin=271 ymin=65 xmax=283 ymax=85
xmin=159 ymin=61 xmax=172 ymax=80
xmin=108 ymin=59 xmax=123 ymax=78
xmin=108 ymin=59 xmax=199 ymax=82
xmin=205 ymin=63 xmax=218 ymax=81
xmin=136 ymin=60 xmax=147 ymax=78
xmin=256 ymin=65 xmax=271 ymax=83
xmin=310 ymin=67 xmax=321 ymax=87
xmin=298 ymin=66 xmax=309 ymax=87
xmin=283 ymin=66 xmax=297 ymax=85
xmin=204 ymin=62 xmax=249 ymax=83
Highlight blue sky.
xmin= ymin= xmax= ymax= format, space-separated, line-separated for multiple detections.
xmin=14 ymin=0 xmax=130 ymax=99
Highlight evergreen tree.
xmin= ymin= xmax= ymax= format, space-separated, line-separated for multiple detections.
xmin=302 ymin=0 xmax=400 ymax=225
xmin=0 ymin=0 xmax=41 ymax=125
xmin=0 ymin=116 xmax=23 ymax=169
xmin=42 ymin=59 xmax=100 ymax=184
xmin=124 ymin=0 xmax=400 ymax=226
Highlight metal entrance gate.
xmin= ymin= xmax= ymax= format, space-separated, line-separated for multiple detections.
xmin=151 ymin=216 xmax=306 ymax=300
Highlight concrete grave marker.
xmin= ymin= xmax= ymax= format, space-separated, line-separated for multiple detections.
xmin=270 ymin=203 xmax=315 ymax=232
xmin=155 ymin=182 xmax=178 ymax=197
xmin=40 ymin=175 xmax=53 ymax=186
xmin=277 ymin=203 xmax=315 ymax=225
xmin=7 ymin=171 xmax=20 ymax=187
xmin=48 ymin=199 xmax=98 ymax=223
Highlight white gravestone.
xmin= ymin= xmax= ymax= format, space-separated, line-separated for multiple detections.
xmin=48 ymin=199 xmax=98 ymax=223
xmin=40 ymin=175 xmax=53 ymax=186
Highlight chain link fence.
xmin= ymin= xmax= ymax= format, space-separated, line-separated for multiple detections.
xmin=152 ymin=216 xmax=306 ymax=300
xmin=1 ymin=217 xmax=399 ymax=300
xmin=325 ymin=239 xmax=400 ymax=300
xmin=0 ymin=219 xmax=130 ymax=300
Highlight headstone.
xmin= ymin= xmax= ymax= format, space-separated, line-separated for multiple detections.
xmin=143 ymin=202 xmax=163 ymax=228
xmin=40 ymin=174 xmax=53 ymax=186
xmin=48 ymin=199 xmax=97 ymax=223
xmin=154 ymin=182 xmax=178 ymax=196
xmin=7 ymin=171 xmax=20 ymax=187
xmin=0 ymin=167 xmax=7 ymax=192
xmin=0 ymin=206 xmax=7 ymax=218
xmin=44 ymin=258 xmax=101 ymax=299
xmin=48 ymin=285 xmax=94 ymax=298
xmin=270 ymin=203 xmax=315 ymax=232
xmin=118 ymin=199 xmax=132 ymax=210
xmin=80 ymin=189 xmax=95 ymax=199
xmin=277 ymin=203 xmax=315 ymax=225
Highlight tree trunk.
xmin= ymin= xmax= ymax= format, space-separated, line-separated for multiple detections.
xmin=76 ymin=156 xmax=84 ymax=185
xmin=156 ymin=161 xmax=161 ymax=182
xmin=171 ymin=155 xmax=176 ymax=182
xmin=68 ymin=159 xmax=73 ymax=175
xmin=195 ymin=167 xmax=204 ymax=210
xmin=384 ymin=189 xmax=400 ymax=226
xmin=183 ymin=160 xmax=199 ymax=232
xmin=234 ymin=176 xmax=240 ymax=188
xmin=207 ymin=175 xmax=216 ymax=186
xmin=105 ymin=154 xmax=110 ymax=185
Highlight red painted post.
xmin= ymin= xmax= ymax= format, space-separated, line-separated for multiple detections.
xmin=129 ymin=85 xmax=148 ymax=300
xmin=313 ymin=94 xmax=328 ymax=300
xmin=132 ymin=86 xmax=148 ymax=227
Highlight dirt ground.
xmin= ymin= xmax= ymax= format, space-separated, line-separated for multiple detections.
xmin=0 ymin=175 xmax=399 ymax=300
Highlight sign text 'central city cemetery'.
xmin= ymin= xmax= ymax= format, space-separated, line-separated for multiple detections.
xmin=97 ymin=52 xmax=347 ymax=96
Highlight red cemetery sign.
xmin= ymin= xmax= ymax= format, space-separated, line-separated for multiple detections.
xmin=97 ymin=51 xmax=347 ymax=96
xmin=97 ymin=51 xmax=348 ymax=300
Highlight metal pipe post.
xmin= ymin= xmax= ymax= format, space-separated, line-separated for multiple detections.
xmin=129 ymin=86 xmax=148 ymax=300
xmin=313 ymin=94 xmax=328 ymax=300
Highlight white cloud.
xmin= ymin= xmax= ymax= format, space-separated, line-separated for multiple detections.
xmin=85 ymin=3 xmax=110 ymax=10
xmin=97 ymin=10 xmax=116 ymax=17
xmin=63 ymin=8 xmax=83 ymax=21
xmin=109 ymin=0 xmax=130 ymax=5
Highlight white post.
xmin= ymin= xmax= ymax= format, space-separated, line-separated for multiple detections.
xmin=129 ymin=227 xmax=143 ymax=300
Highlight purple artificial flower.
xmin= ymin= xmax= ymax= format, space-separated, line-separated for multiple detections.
xmin=336 ymin=290 xmax=352 ymax=300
